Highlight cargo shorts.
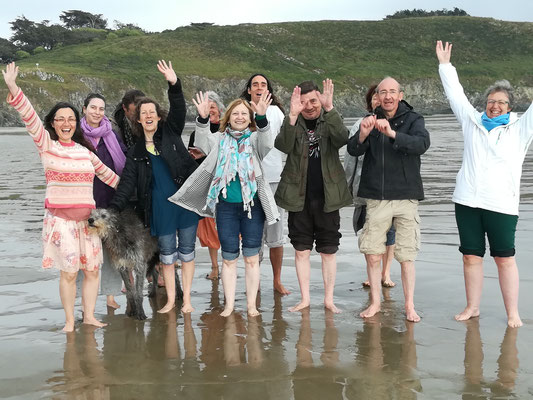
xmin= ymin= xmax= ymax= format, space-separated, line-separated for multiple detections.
xmin=358 ymin=199 xmax=420 ymax=262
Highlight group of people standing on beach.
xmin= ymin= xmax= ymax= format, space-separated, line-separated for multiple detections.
xmin=2 ymin=39 xmax=532 ymax=331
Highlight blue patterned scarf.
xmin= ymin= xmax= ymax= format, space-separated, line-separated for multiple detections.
xmin=206 ymin=127 xmax=256 ymax=216
xmin=481 ymin=112 xmax=510 ymax=132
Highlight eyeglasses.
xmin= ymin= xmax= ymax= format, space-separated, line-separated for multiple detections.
xmin=377 ymin=90 xmax=400 ymax=96
xmin=487 ymin=100 xmax=509 ymax=106
xmin=54 ymin=117 xmax=77 ymax=124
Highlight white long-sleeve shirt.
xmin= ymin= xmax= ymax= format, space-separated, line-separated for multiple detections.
xmin=260 ymin=105 xmax=285 ymax=183
xmin=439 ymin=62 xmax=533 ymax=215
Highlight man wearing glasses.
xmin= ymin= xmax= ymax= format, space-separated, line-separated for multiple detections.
xmin=347 ymin=77 xmax=430 ymax=322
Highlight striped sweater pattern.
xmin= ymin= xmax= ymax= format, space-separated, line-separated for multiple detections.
xmin=7 ymin=89 xmax=119 ymax=209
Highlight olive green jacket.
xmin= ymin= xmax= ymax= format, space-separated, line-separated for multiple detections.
xmin=274 ymin=108 xmax=352 ymax=212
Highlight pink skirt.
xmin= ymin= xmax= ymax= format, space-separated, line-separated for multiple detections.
xmin=41 ymin=210 xmax=103 ymax=273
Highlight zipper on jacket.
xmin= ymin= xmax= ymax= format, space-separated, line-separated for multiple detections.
xmin=381 ymin=133 xmax=385 ymax=200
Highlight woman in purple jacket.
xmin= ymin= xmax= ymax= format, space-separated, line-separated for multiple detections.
xmin=78 ymin=93 xmax=127 ymax=309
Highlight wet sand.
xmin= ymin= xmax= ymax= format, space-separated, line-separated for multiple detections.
xmin=1 ymin=116 xmax=533 ymax=399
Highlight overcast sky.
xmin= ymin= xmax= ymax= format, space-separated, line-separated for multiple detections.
xmin=1 ymin=0 xmax=532 ymax=40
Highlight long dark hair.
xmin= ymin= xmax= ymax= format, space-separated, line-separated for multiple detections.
xmin=240 ymin=73 xmax=285 ymax=114
xmin=365 ymin=84 xmax=379 ymax=112
xmin=44 ymin=103 xmax=95 ymax=152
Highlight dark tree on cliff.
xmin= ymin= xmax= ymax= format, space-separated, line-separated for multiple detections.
xmin=10 ymin=16 xmax=67 ymax=51
xmin=385 ymin=8 xmax=469 ymax=19
xmin=0 ymin=38 xmax=17 ymax=62
xmin=60 ymin=10 xmax=107 ymax=29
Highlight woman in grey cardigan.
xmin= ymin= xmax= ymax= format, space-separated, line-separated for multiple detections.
xmin=170 ymin=92 xmax=279 ymax=317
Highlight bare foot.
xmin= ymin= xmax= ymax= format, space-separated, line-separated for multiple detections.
xmin=362 ymin=280 xmax=370 ymax=288
xmin=455 ymin=306 xmax=480 ymax=321
xmin=83 ymin=316 xmax=107 ymax=328
xmin=324 ymin=302 xmax=341 ymax=314
xmin=206 ymin=269 xmax=219 ymax=280
xmin=406 ymin=308 xmax=421 ymax=322
xmin=274 ymin=282 xmax=290 ymax=295
xmin=381 ymin=278 xmax=396 ymax=288
xmin=220 ymin=307 xmax=234 ymax=317
xmin=62 ymin=321 xmax=75 ymax=332
xmin=507 ymin=315 xmax=523 ymax=328
xmin=181 ymin=303 xmax=195 ymax=313
xmin=157 ymin=302 xmax=175 ymax=314
xmin=247 ymin=307 xmax=260 ymax=317
xmin=289 ymin=301 xmax=310 ymax=312
xmin=360 ymin=303 xmax=381 ymax=318
xmin=106 ymin=296 xmax=120 ymax=309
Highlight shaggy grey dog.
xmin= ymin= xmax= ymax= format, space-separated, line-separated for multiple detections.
xmin=88 ymin=208 xmax=182 ymax=320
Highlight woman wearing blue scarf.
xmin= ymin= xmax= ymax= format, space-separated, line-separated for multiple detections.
xmin=170 ymin=92 xmax=280 ymax=317
xmin=436 ymin=40 xmax=533 ymax=328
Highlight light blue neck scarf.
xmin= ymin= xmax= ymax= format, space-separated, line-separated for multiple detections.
xmin=481 ymin=112 xmax=510 ymax=132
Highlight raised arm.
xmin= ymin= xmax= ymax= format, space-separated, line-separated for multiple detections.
xmin=3 ymin=62 xmax=53 ymax=152
xmin=275 ymin=87 xmax=303 ymax=153
xmin=436 ymin=40 xmax=477 ymax=123
xmin=158 ymin=60 xmax=186 ymax=136
xmin=192 ymin=91 xmax=216 ymax=154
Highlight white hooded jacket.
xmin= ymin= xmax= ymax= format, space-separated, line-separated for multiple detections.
xmin=439 ymin=62 xmax=533 ymax=215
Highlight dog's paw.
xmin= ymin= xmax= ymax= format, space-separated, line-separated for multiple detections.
xmin=135 ymin=311 xmax=147 ymax=320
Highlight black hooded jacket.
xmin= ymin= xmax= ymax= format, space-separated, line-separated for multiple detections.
xmin=346 ymin=100 xmax=430 ymax=200
xmin=110 ymin=80 xmax=197 ymax=226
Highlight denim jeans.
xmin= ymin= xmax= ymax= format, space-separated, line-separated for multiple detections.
xmin=216 ymin=199 xmax=265 ymax=260
xmin=157 ymin=223 xmax=198 ymax=264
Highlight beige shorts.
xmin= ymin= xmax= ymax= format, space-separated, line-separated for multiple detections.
xmin=358 ymin=199 xmax=420 ymax=262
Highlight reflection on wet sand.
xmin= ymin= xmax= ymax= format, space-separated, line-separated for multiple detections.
xmin=462 ymin=320 xmax=519 ymax=399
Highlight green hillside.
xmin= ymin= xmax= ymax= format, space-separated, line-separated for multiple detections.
xmin=1 ymin=16 xmax=532 ymax=123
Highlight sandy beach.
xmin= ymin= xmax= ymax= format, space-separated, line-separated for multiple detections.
xmin=1 ymin=115 xmax=533 ymax=399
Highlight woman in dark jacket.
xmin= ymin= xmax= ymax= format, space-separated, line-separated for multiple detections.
xmin=110 ymin=60 xmax=199 ymax=314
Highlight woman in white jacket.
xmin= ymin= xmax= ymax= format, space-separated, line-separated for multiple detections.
xmin=436 ymin=40 xmax=533 ymax=327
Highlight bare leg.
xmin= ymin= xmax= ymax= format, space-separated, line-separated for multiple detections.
xmin=494 ymin=256 xmax=522 ymax=328
xmin=81 ymin=270 xmax=107 ymax=328
xmin=158 ymin=263 xmax=176 ymax=313
xmin=181 ymin=260 xmax=195 ymax=313
xmin=400 ymin=261 xmax=420 ymax=322
xmin=360 ymin=254 xmax=382 ymax=318
xmin=270 ymin=246 xmax=290 ymax=295
xmin=455 ymin=255 xmax=483 ymax=321
xmin=206 ymin=247 xmax=219 ymax=280
xmin=381 ymin=244 xmax=396 ymax=287
xmin=289 ymin=249 xmax=311 ymax=312
xmin=244 ymin=255 xmax=261 ymax=316
xmin=321 ymin=253 xmax=340 ymax=313
xmin=59 ymin=270 xmax=78 ymax=332
xmin=220 ymin=258 xmax=238 ymax=317
xmin=106 ymin=295 xmax=119 ymax=309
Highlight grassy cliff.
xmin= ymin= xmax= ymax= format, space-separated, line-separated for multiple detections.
xmin=1 ymin=16 xmax=532 ymax=125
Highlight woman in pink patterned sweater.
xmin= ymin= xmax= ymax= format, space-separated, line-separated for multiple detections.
xmin=2 ymin=62 xmax=119 ymax=332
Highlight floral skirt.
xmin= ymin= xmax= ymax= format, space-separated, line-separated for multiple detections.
xmin=42 ymin=210 xmax=103 ymax=273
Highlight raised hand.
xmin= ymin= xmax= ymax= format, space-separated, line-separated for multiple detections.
xmin=436 ymin=40 xmax=452 ymax=64
xmin=358 ymin=114 xmax=377 ymax=143
xmin=375 ymin=119 xmax=396 ymax=138
xmin=157 ymin=60 xmax=177 ymax=85
xmin=250 ymin=90 xmax=272 ymax=116
xmin=288 ymin=86 xmax=304 ymax=125
xmin=317 ymin=78 xmax=334 ymax=112
xmin=2 ymin=62 xmax=19 ymax=97
xmin=192 ymin=91 xmax=210 ymax=119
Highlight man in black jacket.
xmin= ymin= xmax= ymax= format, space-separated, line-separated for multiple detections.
xmin=347 ymin=77 xmax=430 ymax=322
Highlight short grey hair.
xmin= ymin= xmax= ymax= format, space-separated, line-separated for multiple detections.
xmin=377 ymin=76 xmax=403 ymax=92
xmin=205 ymin=91 xmax=226 ymax=114
xmin=484 ymin=80 xmax=514 ymax=108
